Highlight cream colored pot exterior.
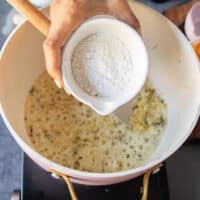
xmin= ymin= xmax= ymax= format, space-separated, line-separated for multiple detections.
xmin=0 ymin=2 xmax=200 ymax=185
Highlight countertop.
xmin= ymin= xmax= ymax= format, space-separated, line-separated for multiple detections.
xmin=0 ymin=1 xmax=199 ymax=200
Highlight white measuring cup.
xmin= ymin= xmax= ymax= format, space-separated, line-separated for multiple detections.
xmin=61 ymin=16 xmax=149 ymax=115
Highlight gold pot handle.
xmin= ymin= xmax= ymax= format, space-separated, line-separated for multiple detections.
xmin=141 ymin=163 xmax=163 ymax=200
xmin=49 ymin=169 xmax=78 ymax=200
xmin=49 ymin=163 xmax=163 ymax=200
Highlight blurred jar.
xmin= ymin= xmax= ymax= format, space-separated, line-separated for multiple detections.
xmin=192 ymin=39 xmax=200 ymax=60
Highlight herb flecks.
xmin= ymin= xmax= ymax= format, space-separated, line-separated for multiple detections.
xmin=29 ymin=87 xmax=35 ymax=95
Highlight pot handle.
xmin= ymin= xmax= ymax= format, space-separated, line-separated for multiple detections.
xmin=49 ymin=169 xmax=78 ymax=200
xmin=6 ymin=0 xmax=50 ymax=36
xmin=141 ymin=163 xmax=163 ymax=200
xmin=49 ymin=163 xmax=163 ymax=200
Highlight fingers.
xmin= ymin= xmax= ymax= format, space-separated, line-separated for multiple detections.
xmin=109 ymin=0 xmax=141 ymax=35
xmin=43 ymin=38 xmax=72 ymax=93
xmin=118 ymin=11 xmax=141 ymax=35
xmin=43 ymin=16 xmax=85 ymax=88
xmin=43 ymin=21 xmax=81 ymax=88
xmin=43 ymin=37 xmax=63 ymax=86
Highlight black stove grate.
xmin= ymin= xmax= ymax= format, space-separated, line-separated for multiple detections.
xmin=22 ymin=154 xmax=170 ymax=200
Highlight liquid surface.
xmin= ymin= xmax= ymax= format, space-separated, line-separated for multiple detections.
xmin=25 ymin=72 xmax=167 ymax=173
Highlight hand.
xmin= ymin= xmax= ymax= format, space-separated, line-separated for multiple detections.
xmin=43 ymin=0 xmax=141 ymax=87
xmin=163 ymin=0 xmax=199 ymax=26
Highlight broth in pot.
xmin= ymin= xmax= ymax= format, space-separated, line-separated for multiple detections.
xmin=25 ymin=71 xmax=167 ymax=173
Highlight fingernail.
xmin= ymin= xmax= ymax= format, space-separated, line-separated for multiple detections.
xmin=54 ymin=79 xmax=62 ymax=88
xmin=54 ymin=79 xmax=71 ymax=95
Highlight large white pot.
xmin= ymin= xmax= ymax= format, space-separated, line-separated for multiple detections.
xmin=0 ymin=2 xmax=200 ymax=185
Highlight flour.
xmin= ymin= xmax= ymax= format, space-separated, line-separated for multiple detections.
xmin=71 ymin=32 xmax=134 ymax=97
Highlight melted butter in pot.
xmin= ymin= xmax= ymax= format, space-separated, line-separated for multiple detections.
xmin=25 ymin=72 xmax=167 ymax=173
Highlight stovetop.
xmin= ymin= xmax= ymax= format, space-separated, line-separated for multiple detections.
xmin=11 ymin=139 xmax=200 ymax=200
xmin=21 ymin=154 xmax=169 ymax=200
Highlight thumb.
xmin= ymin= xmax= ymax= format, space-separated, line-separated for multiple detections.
xmin=110 ymin=1 xmax=141 ymax=35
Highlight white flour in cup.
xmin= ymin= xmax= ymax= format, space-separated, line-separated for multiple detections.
xmin=71 ymin=32 xmax=134 ymax=97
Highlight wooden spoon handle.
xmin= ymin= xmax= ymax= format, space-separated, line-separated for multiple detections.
xmin=6 ymin=0 xmax=50 ymax=36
